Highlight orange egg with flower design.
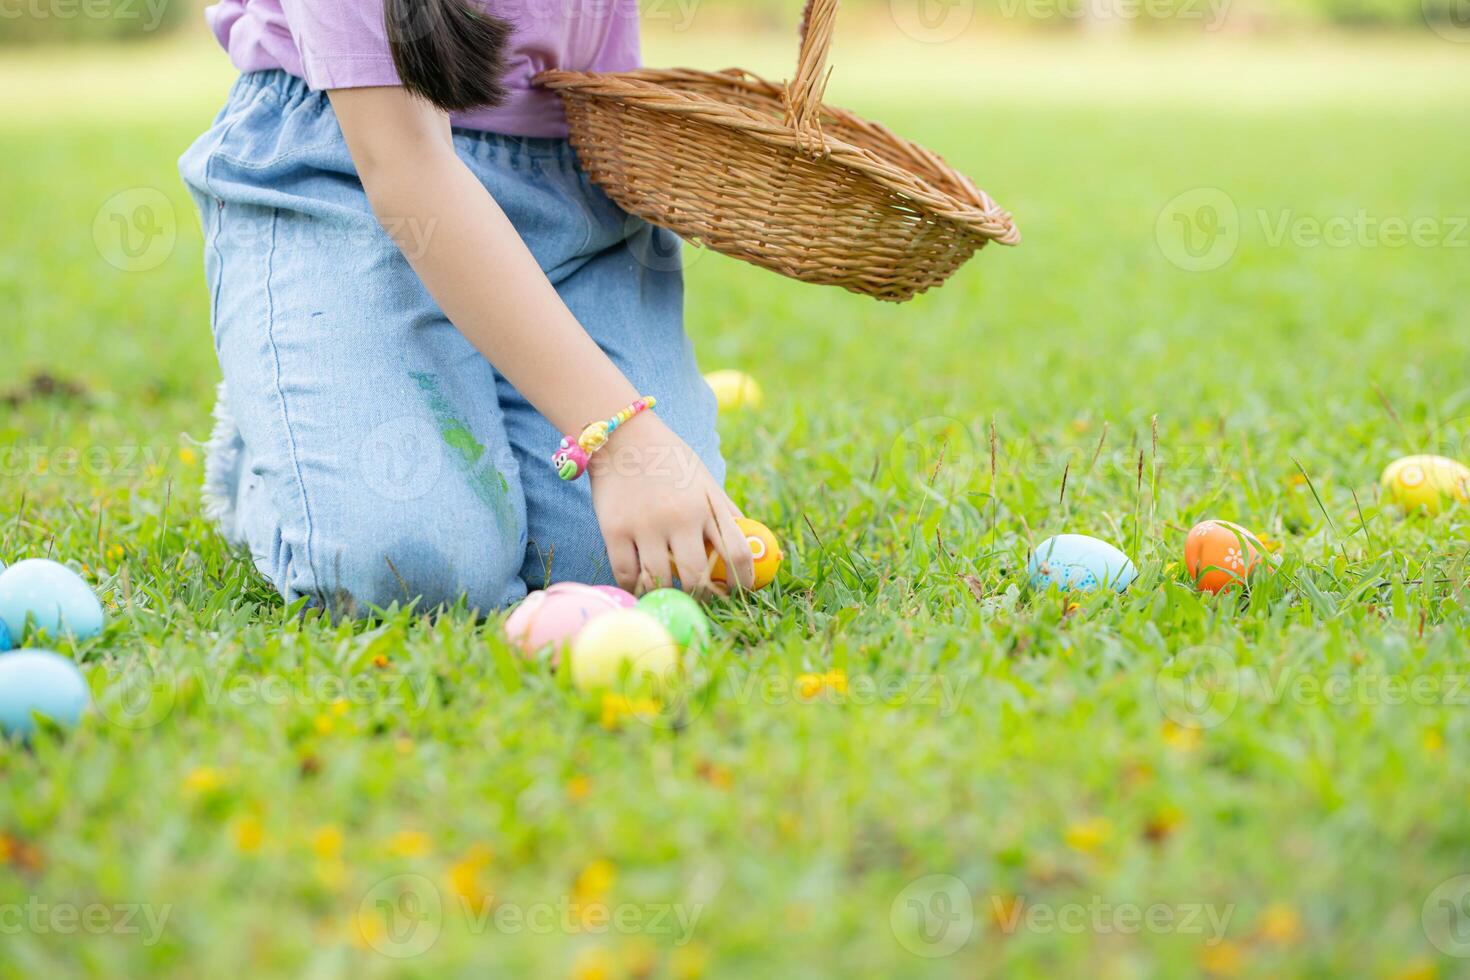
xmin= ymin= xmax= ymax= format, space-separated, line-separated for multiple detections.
xmin=1184 ymin=520 xmax=1267 ymax=594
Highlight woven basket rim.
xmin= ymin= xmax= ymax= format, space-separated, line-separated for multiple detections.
xmin=536 ymin=66 xmax=1020 ymax=247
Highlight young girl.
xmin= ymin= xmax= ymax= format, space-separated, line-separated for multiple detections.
xmin=181 ymin=0 xmax=756 ymax=616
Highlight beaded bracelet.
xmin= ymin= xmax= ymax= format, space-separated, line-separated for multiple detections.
xmin=551 ymin=396 xmax=657 ymax=481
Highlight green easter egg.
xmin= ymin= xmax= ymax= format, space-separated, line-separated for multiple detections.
xmin=636 ymin=589 xmax=711 ymax=654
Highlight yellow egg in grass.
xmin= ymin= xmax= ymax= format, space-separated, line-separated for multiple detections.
xmin=1381 ymin=455 xmax=1470 ymax=515
xmin=569 ymin=609 xmax=680 ymax=693
xmin=709 ymin=518 xmax=784 ymax=591
xmin=703 ymin=370 xmax=763 ymax=412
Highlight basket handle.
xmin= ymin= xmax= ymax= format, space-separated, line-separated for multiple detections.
xmin=783 ymin=0 xmax=838 ymax=141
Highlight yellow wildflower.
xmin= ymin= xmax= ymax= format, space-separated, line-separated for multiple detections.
xmin=179 ymin=447 xmax=198 ymax=466
xmin=386 ymin=830 xmax=432 ymax=859
xmin=1162 ymin=721 xmax=1202 ymax=752
xmin=1064 ymin=817 xmax=1112 ymax=855
xmin=233 ymin=815 xmax=265 ymax=854
xmin=1256 ymin=902 xmax=1302 ymax=944
xmin=571 ymin=946 xmax=614 ymax=980
xmin=1199 ymin=940 xmax=1246 ymax=977
xmin=567 ymin=774 xmax=592 ymax=802
xmin=310 ymin=825 xmax=344 ymax=860
xmin=446 ymin=843 xmax=494 ymax=904
xmin=1387 ymin=957 xmax=1438 ymax=980
xmin=183 ymin=766 xmax=226 ymax=797
xmin=669 ymin=942 xmax=710 ymax=980
xmin=822 ymin=669 xmax=848 ymax=695
xmin=795 ymin=674 xmax=824 ymax=700
xmin=575 ymin=858 xmax=616 ymax=898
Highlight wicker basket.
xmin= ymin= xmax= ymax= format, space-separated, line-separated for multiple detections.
xmin=536 ymin=0 xmax=1018 ymax=303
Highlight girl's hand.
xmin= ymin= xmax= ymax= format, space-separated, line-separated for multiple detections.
xmin=589 ymin=414 xmax=755 ymax=597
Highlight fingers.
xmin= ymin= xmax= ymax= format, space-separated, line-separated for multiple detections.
xmin=708 ymin=493 xmax=756 ymax=591
xmin=671 ymin=529 xmax=713 ymax=598
xmin=607 ymin=534 xmax=641 ymax=594
xmin=634 ymin=532 xmax=674 ymax=594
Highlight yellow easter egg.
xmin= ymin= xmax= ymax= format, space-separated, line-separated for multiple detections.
xmin=569 ymin=609 xmax=680 ymax=693
xmin=1381 ymin=455 xmax=1470 ymax=515
xmin=704 ymin=370 xmax=763 ymax=412
xmin=709 ymin=518 xmax=783 ymax=590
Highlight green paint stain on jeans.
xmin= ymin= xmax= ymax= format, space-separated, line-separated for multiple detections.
xmin=411 ymin=372 xmax=514 ymax=526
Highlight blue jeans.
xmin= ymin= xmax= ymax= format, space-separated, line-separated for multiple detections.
xmin=179 ymin=71 xmax=722 ymax=616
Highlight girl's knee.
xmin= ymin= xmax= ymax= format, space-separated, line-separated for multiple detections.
xmin=280 ymin=505 xmax=527 ymax=617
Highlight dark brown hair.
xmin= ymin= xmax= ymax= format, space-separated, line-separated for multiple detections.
xmin=383 ymin=0 xmax=513 ymax=112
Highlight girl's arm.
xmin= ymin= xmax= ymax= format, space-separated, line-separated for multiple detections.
xmin=329 ymin=86 xmax=755 ymax=595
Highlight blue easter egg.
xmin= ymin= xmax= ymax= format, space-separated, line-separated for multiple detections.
xmin=0 ymin=650 xmax=91 ymax=739
xmin=0 ymin=559 xmax=105 ymax=642
xmin=1029 ymin=534 xmax=1137 ymax=594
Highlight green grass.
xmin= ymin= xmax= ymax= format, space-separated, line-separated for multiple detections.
xmin=3 ymin=29 xmax=1470 ymax=979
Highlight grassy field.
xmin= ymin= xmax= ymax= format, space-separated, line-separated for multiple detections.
xmin=3 ymin=27 xmax=1470 ymax=979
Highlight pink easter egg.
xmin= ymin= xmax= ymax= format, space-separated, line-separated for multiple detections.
xmin=593 ymin=585 xmax=637 ymax=608
xmin=504 ymin=583 xmax=626 ymax=659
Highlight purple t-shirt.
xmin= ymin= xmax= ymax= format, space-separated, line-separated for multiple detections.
xmin=205 ymin=0 xmax=641 ymax=137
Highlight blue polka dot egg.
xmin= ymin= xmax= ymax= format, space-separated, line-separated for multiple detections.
xmin=1029 ymin=534 xmax=1138 ymax=594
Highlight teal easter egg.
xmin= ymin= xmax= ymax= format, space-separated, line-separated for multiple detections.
xmin=0 ymin=650 xmax=91 ymax=739
xmin=1029 ymin=534 xmax=1137 ymax=594
xmin=636 ymin=589 xmax=712 ymax=653
xmin=0 ymin=560 xmax=105 ymax=642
